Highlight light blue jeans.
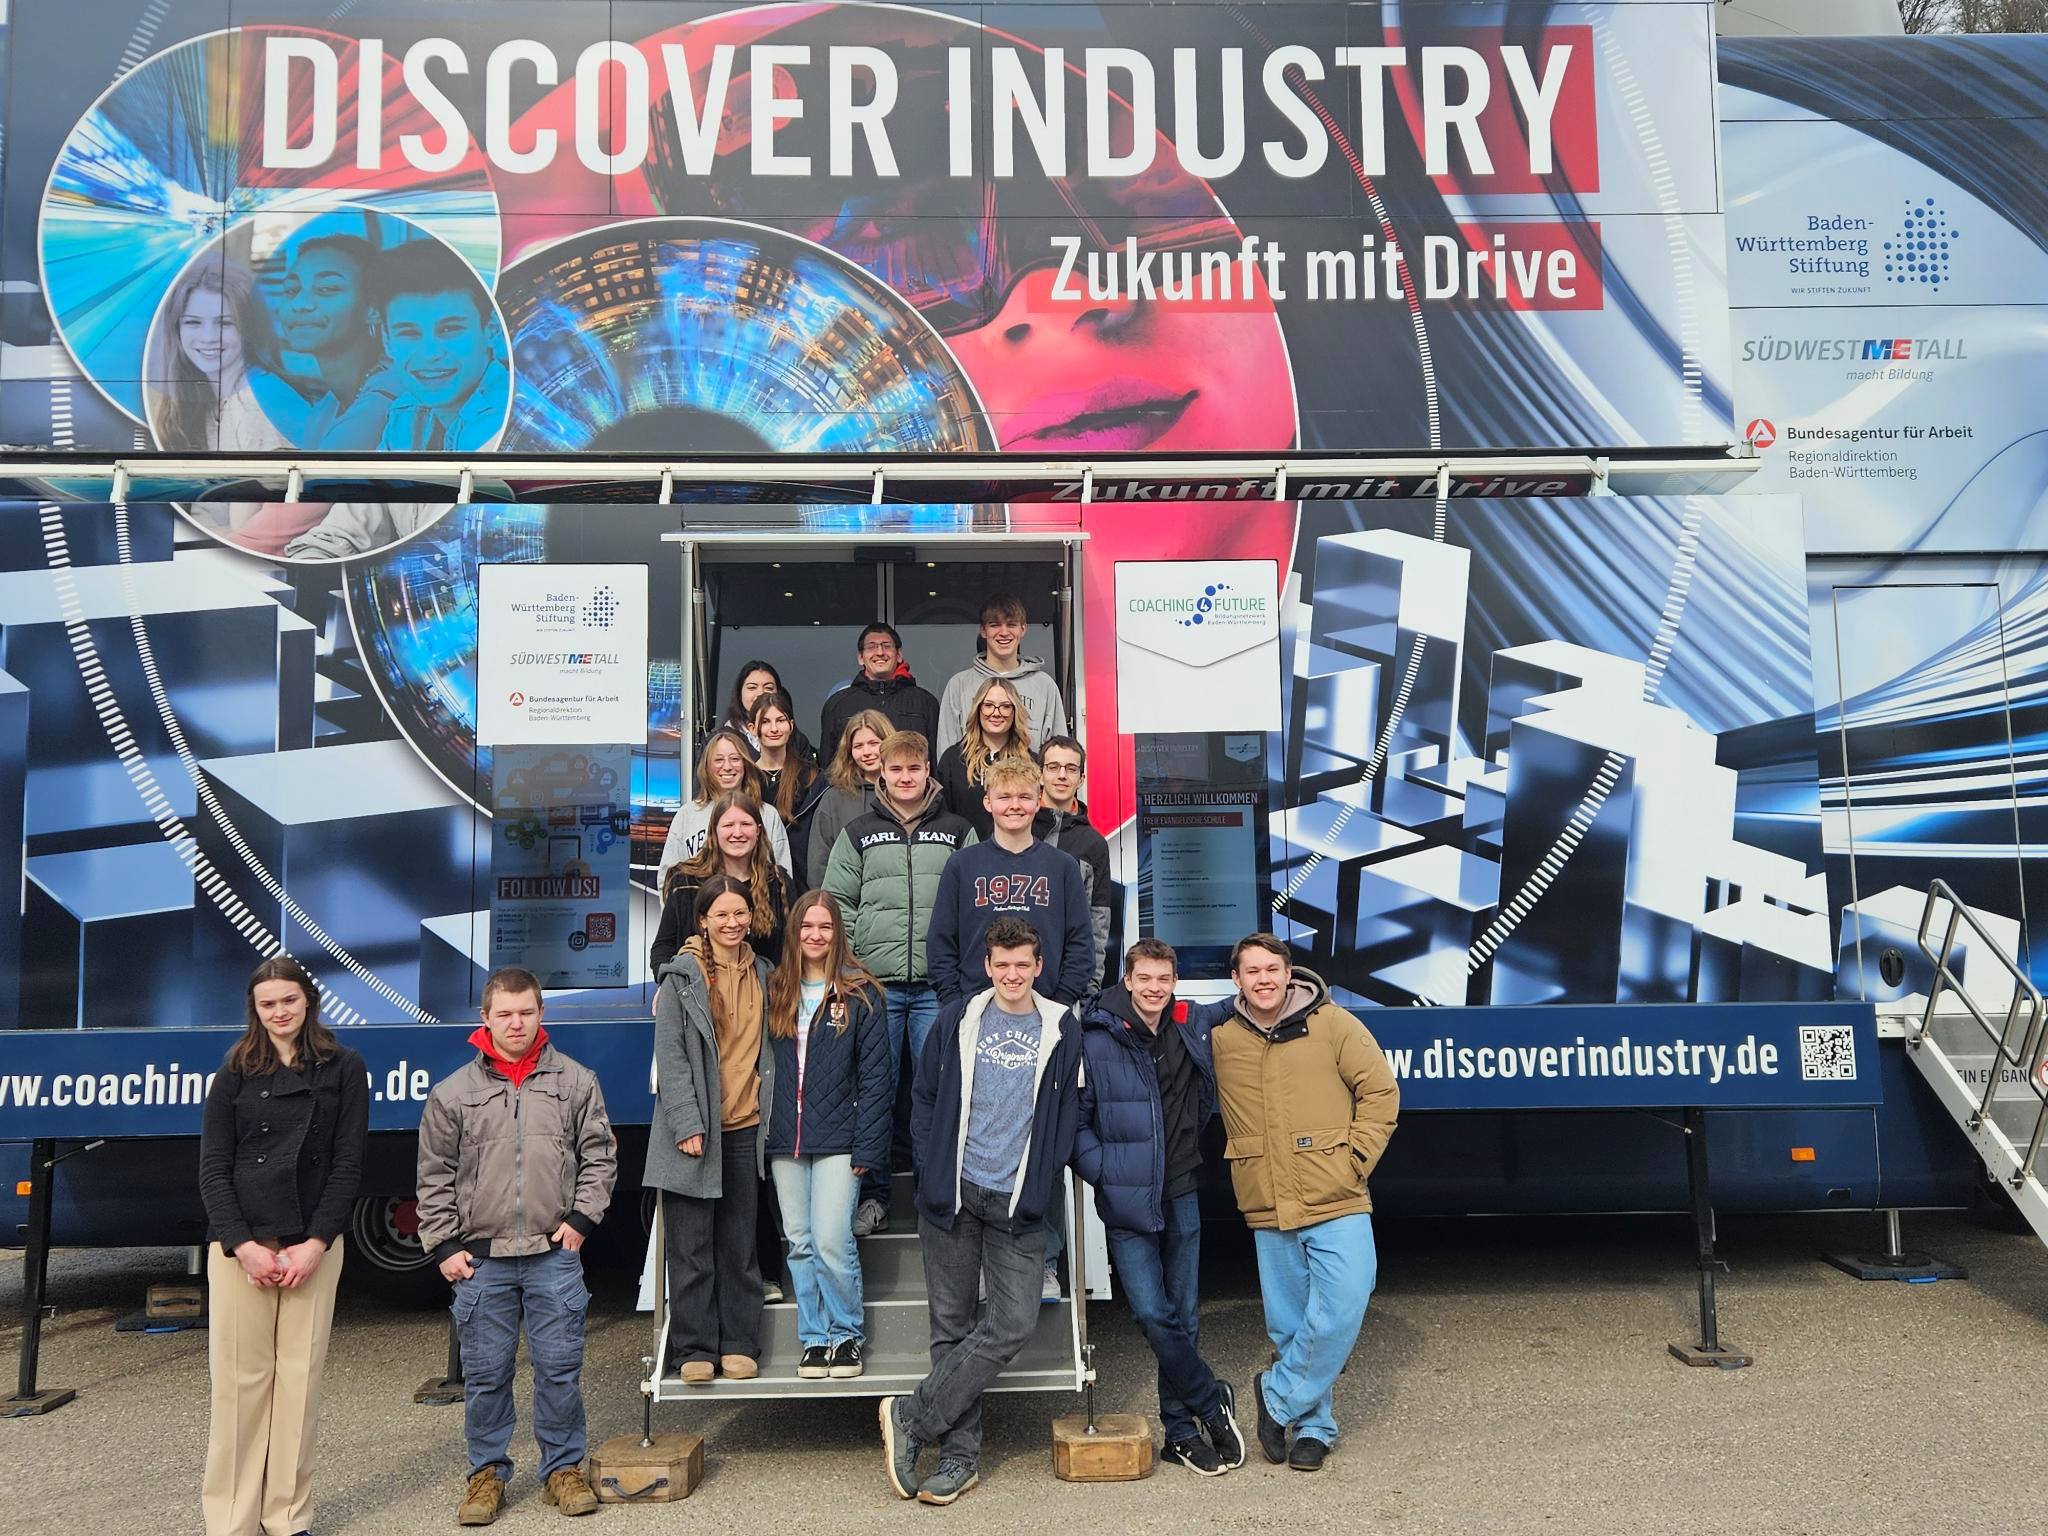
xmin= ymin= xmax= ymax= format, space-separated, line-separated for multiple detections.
xmin=1253 ymin=1211 xmax=1378 ymax=1444
xmin=770 ymin=1153 xmax=864 ymax=1348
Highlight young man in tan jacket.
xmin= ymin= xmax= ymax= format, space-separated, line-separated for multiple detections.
xmin=416 ymin=967 xmax=617 ymax=1524
xmin=1205 ymin=934 xmax=1399 ymax=1473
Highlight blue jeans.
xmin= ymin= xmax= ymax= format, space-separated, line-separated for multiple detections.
xmin=770 ymin=1153 xmax=864 ymax=1348
xmin=1253 ymin=1212 xmax=1377 ymax=1445
xmin=866 ymin=981 xmax=940 ymax=1207
xmin=1106 ymin=1191 xmax=1222 ymax=1443
xmin=452 ymin=1248 xmax=590 ymax=1480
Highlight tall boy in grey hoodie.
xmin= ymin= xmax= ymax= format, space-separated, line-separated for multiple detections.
xmin=936 ymin=592 xmax=1069 ymax=754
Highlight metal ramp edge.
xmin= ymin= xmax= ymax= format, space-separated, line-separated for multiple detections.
xmin=1905 ymin=880 xmax=2048 ymax=1246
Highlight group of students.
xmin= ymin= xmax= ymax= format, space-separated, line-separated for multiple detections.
xmin=188 ymin=591 xmax=1397 ymax=1530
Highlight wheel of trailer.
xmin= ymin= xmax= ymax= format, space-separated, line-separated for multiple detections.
xmin=347 ymin=1196 xmax=447 ymax=1304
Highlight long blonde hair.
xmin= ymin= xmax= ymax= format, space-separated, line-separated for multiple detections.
xmin=961 ymin=675 xmax=1034 ymax=788
xmin=827 ymin=708 xmax=893 ymax=794
xmin=693 ymin=728 xmax=764 ymax=808
xmin=670 ymin=792 xmax=785 ymax=937
xmin=766 ymin=890 xmax=881 ymax=1040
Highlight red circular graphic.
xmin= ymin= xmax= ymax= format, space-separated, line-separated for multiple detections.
xmin=1744 ymin=418 xmax=1777 ymax=449
xmin=508 ymin=692 xmax=525 ymax=707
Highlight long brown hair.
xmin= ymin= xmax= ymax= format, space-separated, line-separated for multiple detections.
xmin=226 ymin=956 xmax=338 ymax=1077
xmin=670 ymin=792 xmax=785 ymax=937
xmin=961 ymin=675 xmax=1034 ymax=788
xmin=750 ymin=689 xmax=818 ymax=821
xmin=827 ymin=708 xmax=893 ymax=794
xmin=689 ymin=875 xmax=758 ymax=1039
xmin=767 ymin=890 xmax=880 ymax=1039
xmin=693 ymin=727 xmax=764 ymax=808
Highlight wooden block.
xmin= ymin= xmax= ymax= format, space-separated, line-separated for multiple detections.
xmin=146 ymin=1284 xmax=204 ymax=1320
xmin=588 ymin=1432 xmax=704 ymax=1504
xmin=1051 ymin=1414 xmax=1155 ymax=1482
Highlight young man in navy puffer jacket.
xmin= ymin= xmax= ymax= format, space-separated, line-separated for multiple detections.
xmin=1071 ymin=939 xmax=1246 ymax=1476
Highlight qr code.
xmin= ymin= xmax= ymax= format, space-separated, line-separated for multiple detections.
xmin=1798 ymin=1025 xmax=1857 ymax=1082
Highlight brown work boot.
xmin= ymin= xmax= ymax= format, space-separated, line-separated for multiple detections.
xmin=720 ymin=1354 xmax=759 ymax=1380
xmin=680 ymin=1359 xmax=714 ymax=1385
xmin=542 ymin=1465 xmax=600 ymax=1516
xmin=458 ymin=1467 xmax=506 ymax=1526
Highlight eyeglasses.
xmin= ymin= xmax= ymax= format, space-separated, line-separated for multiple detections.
xmin=982 ymin=703 xmax=1015 ymax=714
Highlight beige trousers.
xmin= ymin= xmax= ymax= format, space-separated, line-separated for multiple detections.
xmin=201 ymin=1238 xmax=345 ymax=1536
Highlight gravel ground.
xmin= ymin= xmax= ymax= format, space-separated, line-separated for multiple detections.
xmin=3 ymin=1208 xmax=2045 ymax=1535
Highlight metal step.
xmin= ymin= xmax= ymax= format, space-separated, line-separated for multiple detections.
xmin=654 ymin=1297 xmax=1079 ymax=1402
xmin=1904 ymin=882 xmax=2048 ymax=1247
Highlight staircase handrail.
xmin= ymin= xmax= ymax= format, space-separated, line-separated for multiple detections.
xmin=1916 ymin=879 xmax=2048 ymax=1187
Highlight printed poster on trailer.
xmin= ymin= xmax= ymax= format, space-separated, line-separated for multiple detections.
xmin=477 ymin=564 xmax=650 ymax=747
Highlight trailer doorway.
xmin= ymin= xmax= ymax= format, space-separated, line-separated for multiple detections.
xmin=667 ymin=525 xmax=1085 ymax=800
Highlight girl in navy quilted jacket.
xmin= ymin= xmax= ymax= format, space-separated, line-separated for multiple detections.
xmin=764 ymin=890 xmax=892 ymax=1379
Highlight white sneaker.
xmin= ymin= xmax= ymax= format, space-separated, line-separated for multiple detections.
xmin=764 ymin=1278 xmax=785 ymax=1304
xmin=1040 ymin=1264 xmax=1061 ymax=1303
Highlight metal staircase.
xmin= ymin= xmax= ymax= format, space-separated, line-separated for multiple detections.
xmin=1905 ymin=880 xmax=2048 ymax=1244
xmin=641 ymin=1171 xmax=1090 ymax=1405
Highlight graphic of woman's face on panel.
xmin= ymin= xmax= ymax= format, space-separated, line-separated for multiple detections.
xmin=179 ymin=281 xmax=246 ymax=387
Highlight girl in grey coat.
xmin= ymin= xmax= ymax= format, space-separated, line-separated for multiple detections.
xmin=646 ymin=876 xmax=778 ymax=1383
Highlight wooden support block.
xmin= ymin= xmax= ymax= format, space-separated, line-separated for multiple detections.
xmin=588 ymin=1432 xmax=704 ymax=1503
xmin=1051 ymin=1414 xmax=1155 ymax=1482
xmin=146 ymin=1284 xmax=205 ymax=1320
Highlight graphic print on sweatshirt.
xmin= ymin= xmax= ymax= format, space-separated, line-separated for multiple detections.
xmin=973 ymin=873 xmax=1051 ymax=913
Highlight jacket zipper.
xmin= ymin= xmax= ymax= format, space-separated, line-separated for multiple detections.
xmin=903 ymin=818 xmax=918 ymax=982
xmin=511 ymin=1077 xmax=523 ymax=1249
xmin=794 ymin=1012 xmax=806 ymax=1156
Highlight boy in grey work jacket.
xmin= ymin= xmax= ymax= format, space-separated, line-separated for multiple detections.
xmin=416 ymin=967 xmax=616 ymax=1525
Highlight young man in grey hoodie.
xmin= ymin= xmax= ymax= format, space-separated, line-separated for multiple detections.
xmin=936 ymin=592 xmax=1069 ymax=754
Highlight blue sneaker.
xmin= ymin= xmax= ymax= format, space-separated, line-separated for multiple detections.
xmin=916 ymin=1459 xmax=980 ymax=1506
xmin=879 ymin=1396 xmax=923 ymax=1499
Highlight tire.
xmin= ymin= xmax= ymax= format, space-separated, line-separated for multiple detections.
xmin=345 ymin=1195 xmax=449 ymax=1305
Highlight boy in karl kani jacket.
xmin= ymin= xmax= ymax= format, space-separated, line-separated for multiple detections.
xmin=416 ymin=967 xmax=617 ymax=1525
xmin=879 ymin=917 xmax=1083 ymax=1507
xmin=1072 ymin=939 xmax=1245 ymax=1476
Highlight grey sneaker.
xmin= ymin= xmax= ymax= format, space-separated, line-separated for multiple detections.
xmin=916 ymin=1459 xmax=980 ymax=1505
xmin=852 ymin=1198 xmax=890 ymax=1237
xmin=879 ymin=1396 xmax=923 ymax=1499
xmin=1040 ymin=1263 xmax=1061 ymax=1302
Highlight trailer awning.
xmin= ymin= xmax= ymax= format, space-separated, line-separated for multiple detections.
xmin=0 ymin=447 xmax=1757 ymax=506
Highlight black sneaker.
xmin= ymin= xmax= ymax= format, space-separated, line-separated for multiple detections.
xmin=797 ymin=1345 xmax=830 ymax=1379
xmin=1252 ymin=1371 xmax=1288 ymax=1464
xmin=1203 ymin=1380 xmax=1247 ymax=1469
xmin=828 ymin=1338 xmax=865 ymax=1379
xmin=879 ymin=1396 xmax=923 ymax=1499
xmin=1288 ymin=1436 xmax=1330 ymax=1472
xmin=916 ymin=1459 xmax=979 ymax=1506
xmin=1161 ymin=1437 xmax=1226 ymax=1477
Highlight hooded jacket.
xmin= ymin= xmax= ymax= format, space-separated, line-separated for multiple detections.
xmin=822 ymin=781 xmax=977 ymax=983
xmin=1037 ymin=801 xmax=1112 ymax=989
xmin=1071 ymin=987 xmax=1216 ymax=1234
xmin=643 ymin=946 xmax=778 ymax=1200
xmin=763 ymin=980 xmax=892 ymax=1167
xmin=937 ymin=656 xmax=1069 ymax=756
xmin=415 ymin=1037 xmax=617 ymax=1262
xmin=1207 ymin=967 xmax=1400 ymax=1231
xmin=818 ymin=665 xmax=941 ymax=765
xmin=909 ymin=987 xmax=1084 ymax=1234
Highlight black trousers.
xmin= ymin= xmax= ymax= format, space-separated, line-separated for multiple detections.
xmin=664 ymin=1126 xmax=763 ymax=1363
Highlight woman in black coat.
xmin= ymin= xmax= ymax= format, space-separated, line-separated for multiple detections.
xmin=762 ymin=890 xmax=890 ymax=1379
xmin=197 ymin=955 xmax=368 ymax=1536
